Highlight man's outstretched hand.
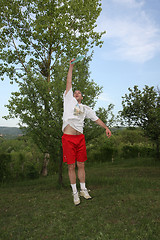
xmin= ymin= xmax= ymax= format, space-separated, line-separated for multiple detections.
xmin=95 ymin=119 xmax=112 ymax=138
xmin=106 ymin=128 xmax=111 ymax=138
xmin=70 ymin=59 xmax=76 ymax=67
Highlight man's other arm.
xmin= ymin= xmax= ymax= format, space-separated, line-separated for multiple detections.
xmin=95 ymin=118 xmax=112 ymax=138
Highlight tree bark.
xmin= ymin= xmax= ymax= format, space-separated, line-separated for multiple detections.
xmin=156 ymin=140 xmax=160 ymax=160
xmin=41 ymin=153 xmax=50 ymax=176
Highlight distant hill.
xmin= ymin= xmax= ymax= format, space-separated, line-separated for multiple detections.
xmin=0 ymin=127 xmax=24 ymax=139
xmin=0 ymin=126 xmax=126 ymax=139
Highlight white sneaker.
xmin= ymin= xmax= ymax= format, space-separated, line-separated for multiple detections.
xmin=73 ymin=192 xmax=80 ymax=206
xmin=80 ymin=188 xmax=92 ymax=199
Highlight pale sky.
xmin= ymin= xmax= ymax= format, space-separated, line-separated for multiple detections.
xmin=0 ymin=0 xmax=160 ymax=127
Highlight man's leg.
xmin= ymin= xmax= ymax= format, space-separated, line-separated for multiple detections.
xmin=77 ymin=161 xmax=92 ymax=199
xmin=68 ymin=163 xmax=80 ymax=205
xmin=77 ymin=161 xmax=85 ymax=183
xmin=68 ymin=163 xmax=76 ymax=184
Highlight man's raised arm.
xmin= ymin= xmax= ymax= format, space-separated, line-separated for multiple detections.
xmin=65 ymin=59 xmax=75 ymax=95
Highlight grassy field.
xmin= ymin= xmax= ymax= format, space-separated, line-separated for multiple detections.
xmin=0 ymin=158 xmax=160 ymax=240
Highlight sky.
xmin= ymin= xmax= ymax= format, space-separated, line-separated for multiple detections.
xmin=0 ymin=0 xmax=160 ymax=127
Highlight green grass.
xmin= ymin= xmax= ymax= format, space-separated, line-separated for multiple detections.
xmin=0 ymin=158 xmax=160 ymax=240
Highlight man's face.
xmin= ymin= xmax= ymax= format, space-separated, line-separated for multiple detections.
xmin=73 ymin=90 xmax=83 ymax=103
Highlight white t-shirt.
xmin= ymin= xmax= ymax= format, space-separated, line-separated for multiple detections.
xmin=62 ymin=88 xmax=99 ymax=133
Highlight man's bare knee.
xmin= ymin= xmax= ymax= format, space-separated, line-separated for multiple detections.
xmin=77 ymin=162 xmax=85 ymax=169
xmin=68 ymin=163 xmax=75 ymax=171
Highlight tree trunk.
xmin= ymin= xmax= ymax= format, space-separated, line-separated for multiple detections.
xmin=156 ymin=140 xmax=160 ymax=160
xmin=41 ymin=153 xmax=50 ymax=176
xmin=58 ymin=145 xmax=63 ymax=186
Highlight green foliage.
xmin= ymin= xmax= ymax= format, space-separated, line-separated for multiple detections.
xmin=25 ymin=164 xmax=40 ymax=179
xmin=88 ymin=145 xmax=116 ymax=162
xmin=86 ymin=128 xmax=156 ymax=163
xmin=87 ymin=130 xmax=116 ymax=162
xmin=0 ymin=153 xmax=11 ymax=182
xmin=0 ymin=151 xmax=48 ymax=182
xmin=119 ymin=85 xmax=160 ymax=159
xmin=0 ymin=0 xmax=104 ymax=82
xmin=113 ymin=127 xmax=152 ymax=151
xmin=0 ymin=136 xmax=43 ymax=182
xmin=84 ymin=104 xmax=115 ymax=142
xmin=121 ymin=145 xmax=155 ymax=159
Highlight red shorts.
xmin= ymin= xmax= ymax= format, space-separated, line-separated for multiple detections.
xmin=62 ymin=134 xmax=87 ymax=164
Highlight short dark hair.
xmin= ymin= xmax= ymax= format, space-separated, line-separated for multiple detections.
xmin=73 ymin=90 xmax=83 ymax=97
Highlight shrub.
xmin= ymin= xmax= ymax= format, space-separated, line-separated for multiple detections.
xmin=0 ymin=153 xmax=11 ymax=182
xmin=0 ymin=152 xmax=41 ymax=182
xmin=25 ymin=164 xmax=39 ymax=179
xmin=121 ymin=145 xmax=156 ymax=159
xmin=88 ymin=146 xmax=117 ymax=162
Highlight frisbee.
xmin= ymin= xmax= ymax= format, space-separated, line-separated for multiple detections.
xmin=71 ymin=55 xmax=84 ymax=64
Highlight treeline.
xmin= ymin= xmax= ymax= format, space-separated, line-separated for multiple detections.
xmin=0 ymin=136 xmax=59 ymax=182
xmin=0 ymin=128 xmax=156 ymax=183
xmin=87 ymin=127 xmax=155 ymax=162
xmin=0 ymin=136 xmax=42 ymax=182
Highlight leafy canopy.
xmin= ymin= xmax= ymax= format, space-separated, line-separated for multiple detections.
xmin=0 ymin=0 xmax=104 ymax=83
xmin=119 ymin=85 xmax=160 ymax=157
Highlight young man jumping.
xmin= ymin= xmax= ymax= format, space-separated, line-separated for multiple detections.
xmin=62 ymin=59 xmax=111 ymax=205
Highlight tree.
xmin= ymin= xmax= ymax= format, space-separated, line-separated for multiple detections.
xmin=119 ymin=85 xmax=160 ymax=159
xmin=0 ymin=0 xmax=105 ymax=183
xmin=0 ymin=0 xmax=104 ymax=83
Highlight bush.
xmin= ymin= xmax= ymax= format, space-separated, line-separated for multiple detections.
xmin=0 ymin=153 xmax=12 ymax=182
xmin=10 ymin=152 xmax=26 ymax=179
xmin=121 ymin=145 xmax=156 ymax=159
xmin=25 ymin=164 xmax=39 ymax=179
xmin=88 ymin=146 xmax=117 ymax=162
xmin=0 ymin=152 xmax=41 ymax=182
